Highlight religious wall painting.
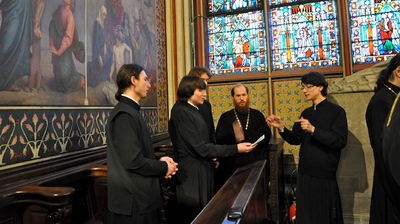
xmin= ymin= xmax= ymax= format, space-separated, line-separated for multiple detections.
xmin=0 ymin=0 xmax=160 ymax=107
xmin=0 ymin=0 xmax=167 ymax=168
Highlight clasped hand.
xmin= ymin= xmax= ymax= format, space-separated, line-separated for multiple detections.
xmin=160 ymin=156 xmax=178 ymax=179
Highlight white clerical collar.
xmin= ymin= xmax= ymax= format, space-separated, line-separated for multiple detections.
xmin=122 ymin=94 xmax=140 ymax=105
xmin=187 ymin=101 xmax=199 ymax=110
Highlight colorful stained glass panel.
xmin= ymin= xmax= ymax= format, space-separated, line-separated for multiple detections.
xmin=207 ymin=10 xmax=267 ymax=75
xmin=269 ymin=1 xmax=340 ymax=70
xmin=207 ymin=0 xmax=263 ymax=13
xmin=270 ymin=0 xmax=305 ymax=6
xmin=349 ymin=0 xmax=400 ymax=64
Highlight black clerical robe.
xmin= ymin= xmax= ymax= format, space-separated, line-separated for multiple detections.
xmin=106 ymin=97 xmax=167 ymax=223
xmin=169 ymin=101 xmax=238 ymax=223
xmin=366 ymin=82 xmax=400 ymax=224
xmin=215 ymin=108 xmax=271 ymax=189
xmin=381 ymin=93 xmax=400 ymax=223
xmin=198 ymin=99 xmax=216 ymax=143
xmin=280 ymin=99 xmax=347 ymax=224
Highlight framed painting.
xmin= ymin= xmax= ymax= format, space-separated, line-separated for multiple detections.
xmin=0 ymin=0 xmax=164 ymax=108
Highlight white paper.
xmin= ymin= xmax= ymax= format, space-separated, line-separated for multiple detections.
xmin=251 ymin=134 xmax=265 ymax=146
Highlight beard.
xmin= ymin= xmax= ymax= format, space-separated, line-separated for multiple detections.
xmin=234 ymin=100 xmax=250 ymax=114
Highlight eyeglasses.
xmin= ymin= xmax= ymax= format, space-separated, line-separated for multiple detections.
xmin=301 ymin=85 xmax=315 ymax=90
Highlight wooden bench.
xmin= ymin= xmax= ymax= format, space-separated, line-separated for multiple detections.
xmin=0 ymin=185 xmax=75 ymax=224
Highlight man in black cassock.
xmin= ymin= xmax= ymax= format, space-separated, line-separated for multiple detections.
xmin=187 ymin=66 xmax=216 ymax=143
xmin=169 ymin=76 xmax=255 ymax=224
xmin=267 ymin=72 xmax=347 ymax=224
xmin=215 ymin=83 xmax=272 ymax=191
xmin=381 ymin=94 xmax=400 ymax=223
xmin=106 ymin=64 xmax=177 ymax=224
xmin=366 ymin=53 xmax=400 ymax=223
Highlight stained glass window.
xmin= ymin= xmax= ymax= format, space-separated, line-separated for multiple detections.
xmin=206 ymin=0 xmax=266 ymax=76
xmin=207 ymin=0 xmax=263 ymax=14
xmin=207 ymin=10 xmax=267 ymax=75
xmin=270 ymin=0 xmax=307 ymax=6
xmin=269 ymin=1 xmax=340 ymax=71
xmin=349 ymin=0 xmax=400 ymax=64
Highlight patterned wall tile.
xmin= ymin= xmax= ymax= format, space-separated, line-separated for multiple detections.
xmin=272 ymin=80 xmax=311 ymax=163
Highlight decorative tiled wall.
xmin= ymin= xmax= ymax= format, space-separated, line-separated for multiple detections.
xmin=271 ymin=80 xmax=310 ymax=162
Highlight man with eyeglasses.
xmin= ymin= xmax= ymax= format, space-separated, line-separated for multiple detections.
xmin=266 ymin=71 xmax=348 ymax=224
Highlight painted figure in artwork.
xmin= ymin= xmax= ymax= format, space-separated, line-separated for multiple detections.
xmin=27 ymin=0 xmax=46 ymax=93
xmin=379 ymin=12 xmax=396 ymax=55
xmin=0 ymin=0 xmax=32 ymax=91
xmin=48 ymin=0 xmax=85 ymax=93
xmin=87 ymin=5 xmax=112 ymax=88
xmin=103 ymin=25 xmax=132 ymax=106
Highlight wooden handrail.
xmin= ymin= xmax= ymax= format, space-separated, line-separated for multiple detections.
xmin=193 ymin=160 xmax=268 ymax=224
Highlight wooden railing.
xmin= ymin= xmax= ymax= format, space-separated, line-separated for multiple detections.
xmin=192 ymin=137 xmax=284 ymax=224
xmin=192 ymin=160 xmax=269 ymax=224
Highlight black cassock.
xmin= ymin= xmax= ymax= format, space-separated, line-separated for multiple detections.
xmin=382 ymin=94 xmax=400 ymax=223
xmin=215 ymin=108 xmax=271 ymax=191
xmin=366 ymin=82 xmax=400 ymax=223
xmin=169 ymin=101 xmax=238 ymax=223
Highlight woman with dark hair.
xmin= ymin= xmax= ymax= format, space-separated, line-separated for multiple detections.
xmin=169 ymin=75 xmax=255 ymax=223
xmin=366 ymin=53 xmax=400 ymax=224
xmin=106 ymin=64 xmax=178 ymax=224
xmin=267 ymin=71 xmax=348 ymax=224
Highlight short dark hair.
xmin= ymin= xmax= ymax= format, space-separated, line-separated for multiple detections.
xmin=301 ymin=71 xmax=328 ymax=96
xmin=231 ymin=83 xmax=249 ymax=97
xmin=187 ymin=66 xmax=212 ymax=79
xmin=177 ymin=76 xmax=207 ymax=102
xmin=115 ymin=64 xmax=144 ymax=101
xmin=375 ymin=53 xmax=400 ymax=93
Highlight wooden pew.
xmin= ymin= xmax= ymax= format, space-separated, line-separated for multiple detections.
xmin=0 ymin=185 xmax=75 ymax=224
xmin=86 ymin=165 xmax=108 ymax=224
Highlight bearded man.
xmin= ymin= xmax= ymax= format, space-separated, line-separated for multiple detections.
xmin=215 ymin=83 xmax=271 ymax=191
